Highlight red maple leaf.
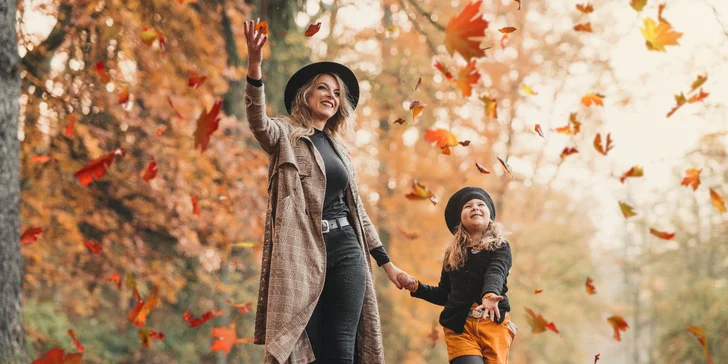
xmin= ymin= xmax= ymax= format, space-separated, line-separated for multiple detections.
xmin=444 ymin=0 xmax=489 ymax=60
xmin=194 ymin=101 xmax=223 ymax=152
xmin=73 ymin=148 xmax=126 ymax=186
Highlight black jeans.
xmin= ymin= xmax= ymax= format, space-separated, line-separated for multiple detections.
xmin=306 ymin=224 xmax=366 ymax=364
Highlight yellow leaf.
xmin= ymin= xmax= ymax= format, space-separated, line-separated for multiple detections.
xmin=630 ymin=0 xmax=646 ymax=12
xmin=618 ymin=201 xmax=637 ymax=218
xmin=641 ymin=17 xmax=682 ymax=52
xmin=521 ymin=85 xmax=537 ymax=95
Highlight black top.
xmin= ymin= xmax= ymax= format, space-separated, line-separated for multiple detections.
xmin=411 ymin=242 xmax=512 ymax=334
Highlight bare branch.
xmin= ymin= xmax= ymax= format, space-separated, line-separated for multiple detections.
xmin=403 ymin=0 xmax=446 ymax=31
xmin=396 ymin=0 xmax=437 ymax=56
xmin=704 ymin=0 xmax=728 ymax=38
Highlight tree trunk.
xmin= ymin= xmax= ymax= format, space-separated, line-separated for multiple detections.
xmin=0 ymin=0 xmax=29 ymax=362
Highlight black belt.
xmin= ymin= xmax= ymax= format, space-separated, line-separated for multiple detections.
xmin=322 ymin=217 xmax=350 ymax=234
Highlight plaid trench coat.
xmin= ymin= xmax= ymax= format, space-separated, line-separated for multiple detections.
xmin=244 ymin=82 xmax=386 ymax=363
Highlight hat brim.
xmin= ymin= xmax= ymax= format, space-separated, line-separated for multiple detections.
xmin=284 ymin=62 xmax=360 ymax=115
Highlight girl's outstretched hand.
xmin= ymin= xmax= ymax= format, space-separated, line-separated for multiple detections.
xmin=243 ymin=19 xmax=267 ymax=67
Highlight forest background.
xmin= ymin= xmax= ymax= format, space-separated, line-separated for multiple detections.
xmin=7 ymin=0 xmax=728 ymax=362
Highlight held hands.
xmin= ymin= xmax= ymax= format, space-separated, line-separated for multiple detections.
xmin=474 ymin=293 xmax=504 ymax=322
xmin=243 ymin=19 xmax=267 ymax=71
xmin=382 ymin=263 xmax=416 ymax=291
xmin=397 ymin=272 xmax=418 ymax=292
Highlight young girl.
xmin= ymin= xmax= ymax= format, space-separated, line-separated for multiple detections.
xmin=402 ymin=186 xmax=516 ymax=364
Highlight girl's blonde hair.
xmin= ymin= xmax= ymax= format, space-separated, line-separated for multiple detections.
xmin=443 ymin=221 xmax=508 ymax=271
xmin=287 ymin=73 xmax=355 ymax=144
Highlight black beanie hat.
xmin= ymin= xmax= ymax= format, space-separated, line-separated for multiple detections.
xmin=444 ymin=186 xmax=496 ymax=235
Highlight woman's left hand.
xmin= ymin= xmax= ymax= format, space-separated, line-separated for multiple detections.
xmin=382 ymin=263 xmax=409 ymax=289
xmin=474 ymin=294 xmax=504 ymax=322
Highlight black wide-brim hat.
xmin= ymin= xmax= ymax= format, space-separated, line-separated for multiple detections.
xmin=444 ymin=186 xmax=496 ymax=235
xmin=284 ymin=61 xmax=360 ymax=114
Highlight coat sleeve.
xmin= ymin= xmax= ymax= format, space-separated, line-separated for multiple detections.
xmin=244 ymin=81 xmax=282 ymax=155
xmin=411 ymin=267 xmax=451 ymax=306
xmin=350 ymin=168 xmax=383 ymax=251
xmin=481 ymin=241 xmax=512 ymax=297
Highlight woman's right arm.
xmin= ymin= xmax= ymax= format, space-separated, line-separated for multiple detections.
xmin=409 ymin=268 xmax=451 ymax=306
xmin=243 ymin=19 xmax=281 ymax=155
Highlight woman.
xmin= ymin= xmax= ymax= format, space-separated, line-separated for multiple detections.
xmin=243 ymin=20 xmax=413 ymax=364
xmin=402 ymin=187 xmax=517 ymax=364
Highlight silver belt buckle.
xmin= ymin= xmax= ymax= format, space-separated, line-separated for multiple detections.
xmin=322 ymin=220 xmax=330 ymax=233
xmin=471 ymin=310 xmax=483 ymax=319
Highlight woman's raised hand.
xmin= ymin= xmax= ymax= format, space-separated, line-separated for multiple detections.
xmin=243 ymin=19 xmax=267 ymax=78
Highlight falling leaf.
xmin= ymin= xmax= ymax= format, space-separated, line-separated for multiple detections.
xmin=107 ymin=273 xmax=122 ymax=290
xmin=525 ymin=308 xmax=559 ymax=334
xmin=433 ymin=60 xmax=455 ymax=82
xmin=118 ymin=86 xmax=129 ymax=105
xmin=304 ymin=22 xmax=322 ymax=37
xmin=140 ymin=28 xmax=165 ymax=48
xmin=618 ymin=201 xmax=637 ymax=218
xmin=514 ymin=0 xmax=522 ymax=10
xmin=630 ymin=0 xmax=646 ymax=12
xmin=20 ymin=227 xmax=43 ymax=245
xmin=534 ymin=124 xmax=544 ymax=138
xmin=657 ymin=4 xmax=670 ymax=25
xmin=649 ymin=228 xmax=675 ymax=240
xmin=573 ymin=22 xmax=593 ymax=32
xmin=680 ymin=168 xmax=701 ymax=191
xmin=585 ymin=277 xmax=597 ymax=295
xmin=607 ymin=316 xmax=629 ymax=341
xmin=167 ymin=96 xmax=184 ymax=119
xmin=128 ymin=285 xmax=160 ymax=328
xmin=187 ymin=71 xmax=207 ymax=89
xmin=138 ymin=328 xmax=165 ymax=348
xmin=225 ymin=300 xmax=253 ymax=315
xmin=409 ymin=101 xmax=427 ymax=120
xmin=710 ymin=188 xmax=726 ymax=213
xmin=31 ymin=348 xmax=83 ymax=364
xmin=184 ymin=309 xmax=224 ymax=328
xmin=520 ymin=85 xmax=537 ymax=95
xmin=398 ymin=226 xmax=420 ymax=240
xmin=64 ymin=114 xmax=75 ymax=138
xmin=424 ymin=129 xmax=469 ymax=154
xmin=67 ymin=330 xmax=84 ymax=353
xmin=688 ymin=89 xmax=709 ymax=103
xmin=83 ymin=240 xmax=102 ymax=254
xmin=95 ymin=61 xmax=111 ymax=83
xmin=534 ymin=289 xmax=543 ymax=294
xmin=211 ymin=325 xmax=253 ymax=354
xmin=73 ymin=148 xmax=126 ymax=186
xmin=555 ymin=113 xmax=581 ymax=135
xmin=415 ymin=77 xmax=422 ymax=90
xmin=387 ymin=24 xmax=399 ymax=32
xmin=594 ymin=353 xmax=601 ymax=364
xmin=456 ymin=60 xmax=480 ymax=97
xmin=690 ymin=74 xmax=708 ymax=93
xmin=560 ymin=147 xmax=578 ymax=159
xmin=619 ymin=165 xmax=643 ymax=184
xmin=576 ymin=3 xmax=594 ymax=13
xmin=192 ymin=195 xmax=200 ymax=216
xmin=142 ymin=157 xmax=158 ymax=183
xmin=156 ymin=125 xmax=167 ymax=136
xmin=254 ymin=21 xmax=269 ymax=36
xmin=444 ymin=0 xmax=489 ymax=60
xmin=594 ymin=133 xmax=614 ymax=156
xmin=194 ymin=101 xmax=223 ymax=152
xmin=499 ymin=27 xmax=517 ymax=33
xmin=31 ymin=155 xmax=58 ymax=164
xmin=404 ymin=180 xmax=438 ymax=206
xmin=393 ymin=118 xmax=406 ymax=125
xmin=497 ymin=157 xmax=512 ymax=176
xmin=641 ymin=17 xmax=682 ymax=52
xmin=581 ymin=93 xmax=604 ymax=107
xmin=480 ymin=95 xmax=497 ymax=119
xmin=687 ymin=325 xmax=714 ymax=364
xmin=475 ymin=162 xmax=491 ymax=174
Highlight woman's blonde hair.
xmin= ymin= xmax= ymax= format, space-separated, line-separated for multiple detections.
xmin=287 ymin=73 xmax=356 ymax=144
xmin=443 ymin=221 xmax=508 ymax=271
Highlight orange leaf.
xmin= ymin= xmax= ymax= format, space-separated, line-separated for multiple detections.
xmin=107 ymin=273 xmax=122 ymax=290
xmin=187 ymin=71 xmax=207 ymax=89
xmin=444 ymin=0 xmax=489 ymax=60
xmin=398 ymin=226 xmax=420 ymax=240
xmin=156 ymin=125 xmax=167 ymax=136
xmin=576 ymin=3 xmax=594 ymax=13
xmin=409 ymin=101 xmax=426 ymax=120
xmin=142 ymin=157 xmax=158 ymax=183
xmin=415 ymin=77 xmax=422 ymax=90
xmin=657 ymin=4 xmax=670 ymax=25
xmin=649 ymin=228 xmax=675 ymax=240
xmin=255 ymin=21 xmax=269 ymax=36
xmin=498 ymin=27 xmax=517 ymax=34
xmin=140 ymin=28 xmax=163 ymax=47
xmin=192 ymin=195 xmax=200 ymax=216
xmin=225 ymin=300 xmax=253 ymax=315
xmin=479 ymin=95 xmax=497 ymax=119
xmin=95 ymin=61 xmax=111 ymax=83
xmin=618 ymin=201 xmax=637 ymax=218
xmin=128 ymin=285 xmax=160 ymax=328
xmin=304 ymin=22 xmax=322 ymax=37
xmin=404 ymin=180 xmax=438 ymax=206
xmin=666 ymin=93 xmax=687 ymax=118
xmin=194 ymin=101 xmax=223 ymax=152
xmin=117 ymin=86 xmax=129 ymax=104
xmin=585 ymin=277 xmax=597 ymax=295
xmin=554 ymin=125 xmax=572 ymax=135
xmin=424 ymin=129 xmax=458 ymax=149
xmin=534 ymin=289 xmax=543 ymax=294
xmin=534 ymin=124 xmax=544 ymax=138
xmin=393 ymin=118 xmax=406 ymax=125
xmin=167 ymin=96 xmax=184 ymax=119
xmin=64 ymin=114 xmax=75 ymax=138
xmin=67 ymin=329 xmax=84 ymax=353
xmin=680 ymin=168 xmax=701 ymax=191
xmin=573 ymin=22 xmax=593 ymax=32
xmin=641 ymin=17 xmax=682 ymax=52
xmin=630 ymin=0 xmax=646 ymax=12
xmin=20 ymin=227 xmax=43 ymax=245
xmin=520 ymin=85 xmax=537 ymax=95
xmin=525 ymin=308 xmax=559 ymax=334
xmin=594 ymin=133 xmax=614 ymax=156
xmin=497 ymin=156 xmax=512 ymax=176
xmin=73 ymin=148 xmax=126 ymax=186
xmin=688 ymin=89 xmax=709 ymax=103
xmin=475 ymin=162 xmax=490 ymax=174
xmin=560 ymin=147 xmax=578 ymax=159
xmin=456 ymin=60 xmax=480 ymax=97
xmin=83 ymin=240 xmax=102 ymax=254
xmin=433 ymin=60 xmax=455 ymax=82
xmin=619 ymin=165 xmax=643 ymax=183
xmin=581 ymin=93 xmax=604 ymax=107
xmin=690 ymin=74 xmax=708 ymax=93
xmin=211 ymin=324 xmax=251 ymax=354
xmin=687 ymin=325 xmax=714 ymax=364
xmin=32 ymin=348 xmax=83 ymax=364
xmin=710 ymin=188 xmax=726 ymax=213
xmin=184 ymin=309 xmax=224 ymax=328
xmin=138 ymin=328 xmax=165 ymax=348
xmin=31 ymin=155 xmax=58 ymax=164
xmin=607 ymin=316 xmax=629 ymax=341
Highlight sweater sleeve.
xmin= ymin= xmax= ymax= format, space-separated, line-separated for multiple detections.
xmin=244 ymin=79 xmax=281 ymax=155
xmin=369 ymin=246 xmax=391 ymax=267
xmin=411 ymin=267 xmax=451 ymax=306
xmin=481 ymin=241 xmax=512 ymax=297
